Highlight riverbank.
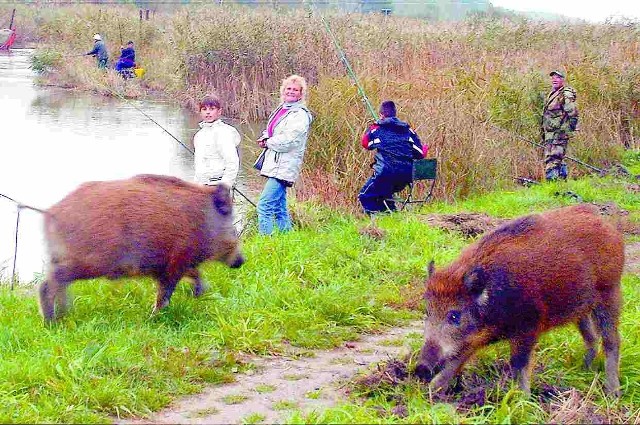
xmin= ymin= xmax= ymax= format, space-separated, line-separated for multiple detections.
xmin=5 ymin=3 xmax=640 ymax=211
xmin=1 ymin=171 xmax=639 ymax=423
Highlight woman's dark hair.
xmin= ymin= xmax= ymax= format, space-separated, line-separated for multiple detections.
xmin=379 ymin=100 xmax=396 ymax=118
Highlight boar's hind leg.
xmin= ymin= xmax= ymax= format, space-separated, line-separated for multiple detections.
xmin=39 ymin=279 xmax=57 ymax=321
xmin=593 ymin=299 xmax=621 ymax=397
xmin=577 ymin=314 xmax=598 ymax=369
xmin=38 ymin=272 xmax=70 ymax=322
xmin=509 ymin=335 xmax=538 ymax=396
xmin=184 ymin=268 xmax=207 ymax=297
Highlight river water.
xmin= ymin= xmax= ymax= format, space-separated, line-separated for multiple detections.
xmin=0 ymin=49 xmax=261 ymax=283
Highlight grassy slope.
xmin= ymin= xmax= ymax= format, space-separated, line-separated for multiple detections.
xmin=0 ymin=172 xmax=638 ymax=423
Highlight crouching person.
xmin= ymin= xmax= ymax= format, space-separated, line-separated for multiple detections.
xmin=358 ymin=100 xmax=428 ymax=214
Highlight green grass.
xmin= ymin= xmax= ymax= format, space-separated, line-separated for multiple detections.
xmin=242 ymin=412 xmax=267 ymax=424
xmin=254 ymin=384 xmax=277 ymax=394
xmin=273 ymin=400 xmax=299 ymax=411
xmin=221 ymin=394 xmax=249 ymax=405
xmin=0 ymin=173 xmax=638 ymax=422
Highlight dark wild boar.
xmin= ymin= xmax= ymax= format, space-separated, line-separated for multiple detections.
xmin=415 ymin=204 xmax=624 ymax=397
xmin=39 ymin=174 xmax=244 ymax=321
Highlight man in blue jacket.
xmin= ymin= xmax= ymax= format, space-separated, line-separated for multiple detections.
xmin=115 ymin=40 xmax=136 ymax=74
xmin=358 ymin=100 xmax=428 ymax=214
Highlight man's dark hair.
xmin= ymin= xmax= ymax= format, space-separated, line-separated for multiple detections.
xmin=199 ymin=95 xmax=222 ymax=110
xmin=127 ymin=40 xmax=134 ymax=45
xmin=379 ymin=100 xmax=396 ymax=118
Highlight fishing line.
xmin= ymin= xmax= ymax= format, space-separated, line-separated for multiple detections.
xmin=486 ymin=122 xmax=607 ymax=175
xmin=101 ymin=84 xmax=257 ymax=207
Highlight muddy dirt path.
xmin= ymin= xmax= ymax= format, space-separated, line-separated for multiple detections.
xmin=119 ymin=242 xmax=639 ymax=425
xmin=119 ymin=322 xmax=423 ymax=424
xmin=625 ymin=242 xmax=640 ymax=275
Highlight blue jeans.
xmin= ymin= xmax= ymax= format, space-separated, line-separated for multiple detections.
xmin=257 ymin=178 xmax=292 ymax=235
xmin=358 ymin=169 xmax=412 ymax=215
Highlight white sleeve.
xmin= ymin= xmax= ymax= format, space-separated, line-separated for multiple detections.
xmin=219 ymin=127 xmax=241 ymax=186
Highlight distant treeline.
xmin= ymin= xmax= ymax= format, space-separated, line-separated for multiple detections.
xmin=9 ymin=0 xmax=507 ymax=21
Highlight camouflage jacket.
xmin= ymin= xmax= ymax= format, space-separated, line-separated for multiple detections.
xmin=541 ymin=85 xmax=579 ymax=142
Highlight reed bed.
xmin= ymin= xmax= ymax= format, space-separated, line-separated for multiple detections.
xmin=6 ymin=3 xmax=640 ymax=211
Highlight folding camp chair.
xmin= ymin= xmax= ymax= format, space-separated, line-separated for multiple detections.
xmin=384 ymin=158 xmax=437 ymax=211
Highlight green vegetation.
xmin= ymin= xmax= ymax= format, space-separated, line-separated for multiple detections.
xmin=254 ymin=384 xmax=277 ymax=394
xmin=273 ymin=400 xmax=299 ymax=410
xmin=0 ymin=170 xmax=638 ymax=423
xmin=221 ymin=394 xmax=250 ymax=405
xmin=242 ymin=412 xmax=267 ymax=424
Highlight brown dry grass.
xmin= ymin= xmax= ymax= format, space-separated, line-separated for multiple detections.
xmin=10 ymin=4 xmax=640 ymax=210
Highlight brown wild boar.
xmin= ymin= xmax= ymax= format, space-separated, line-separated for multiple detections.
xmin=415 ymin=204 xmax=624 ymax=397
xmin=39 ymin=174 xmax=244 ymax=321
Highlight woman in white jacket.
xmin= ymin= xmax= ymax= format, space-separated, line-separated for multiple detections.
xmin=194 ymin=95 xmax=241 ymax=187
xmin=256 ymin=75 xmax=313 ymax=235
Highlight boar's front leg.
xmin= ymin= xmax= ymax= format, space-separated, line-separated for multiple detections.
xmin=509 ymin=334 xmax=538 ymax=396
xmin=428 ymin=350 xmax=473 ymax=393
xmin=184 ymin=268 xmax=207 ymax=297
xmin=153 ymin=272 xmax=182 ymax=313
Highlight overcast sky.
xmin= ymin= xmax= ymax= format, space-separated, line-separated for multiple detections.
xmin=490 ymin=0 xmax=640 ymax=22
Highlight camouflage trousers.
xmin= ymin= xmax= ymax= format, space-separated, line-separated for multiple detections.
xmin=543 ymin=139 xmax=568 ymax=181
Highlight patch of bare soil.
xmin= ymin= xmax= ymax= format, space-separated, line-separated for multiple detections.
xmin=626 ymin=242 xmax=640 ymax=275
xmin=353 ymin=356 xmax=640 ymax=423
xmin=117 ymin=322 xmax=423 ymax=425
xmin=420 ymin=212 xmax=507 ymax=238
xmin=422 ymin=203 xmax=640 ymax=238
xmin=358 ymin=224 xmax=387 ymax=240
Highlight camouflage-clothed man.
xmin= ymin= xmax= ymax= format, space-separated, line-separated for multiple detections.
xmin=541 ymin=70 xmax=579 ymax=180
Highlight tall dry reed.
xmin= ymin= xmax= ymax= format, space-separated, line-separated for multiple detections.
xmin=10 ymin=3 xmax=640 ymax=211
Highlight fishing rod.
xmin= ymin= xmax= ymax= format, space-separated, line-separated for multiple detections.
xmin=309 ymin=3 xmax=604 ymax=177
xmin=102 ymin=86 xmax=257 ymax=207
xmin=309 ymin=2 xmax=377 ymax=121
xmin=486 ymin=122 xmax=607 ymax=175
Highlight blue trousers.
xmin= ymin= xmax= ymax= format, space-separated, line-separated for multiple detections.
xmin=358 ymin=170 xmax=412 ymax=214
xmin=257 ymin=177 xmax=292 ymax=235
xmin=115 ymin=59 xmax=135 ymax=72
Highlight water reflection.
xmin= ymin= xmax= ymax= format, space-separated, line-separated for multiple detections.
xmin=0 ymin=49 xmax=262 ymax=282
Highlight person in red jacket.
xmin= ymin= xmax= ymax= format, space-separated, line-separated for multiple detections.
xmin=358 ymin=100 xmax=428 ymax=214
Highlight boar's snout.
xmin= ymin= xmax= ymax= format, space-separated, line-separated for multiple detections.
xmin=414 ymin=363 xmax=437 ymax=382
xmin=228 ymin=251 xmax=245 ymax=269
xmin=415 ymin=341 xmax=444 ymax=382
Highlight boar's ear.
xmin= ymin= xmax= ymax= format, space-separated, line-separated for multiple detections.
xmin=427 ymin=260 xmax=435 ymax=278
xmin=212 ymin=185 xmax=232 ymax=216
xmin=463 ymin=266 xmax=487 ymax=298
